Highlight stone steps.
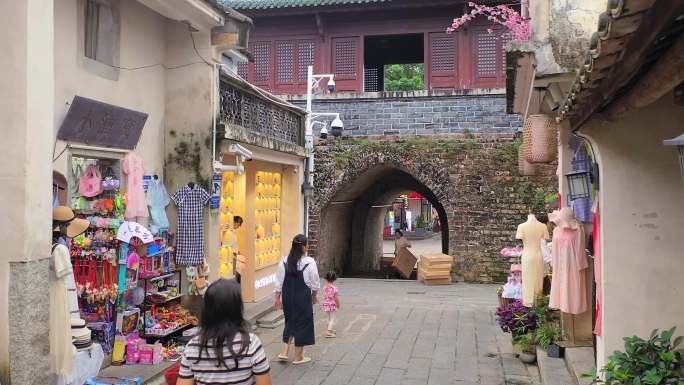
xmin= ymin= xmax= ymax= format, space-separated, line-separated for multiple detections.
xmin=537 ymin=347 xmax=577 ymax=385
xmin=565 ymin=347 xmax=595 ymax=385
xmin=256 ymin=309 xmax=284 ymax=329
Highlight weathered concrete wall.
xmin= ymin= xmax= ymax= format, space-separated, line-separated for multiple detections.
xmin=519 ymin=0 xmax=604 ymax=75
xmin=309 ymin=135 xmax=557 ymax=283
xmin=289 ymin=92 xmax=521 ymax=137
xmin=579 ymin=95 xmax=684 ymax=369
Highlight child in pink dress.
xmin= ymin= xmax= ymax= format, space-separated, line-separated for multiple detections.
xmin=322 ymin=271 xmax=340 ymax=338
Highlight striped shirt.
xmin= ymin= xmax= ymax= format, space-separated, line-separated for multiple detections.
xmin=179 ymin=333 xmax=270 ymax=384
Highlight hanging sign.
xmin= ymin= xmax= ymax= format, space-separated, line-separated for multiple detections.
xmin=210 ymin=173 xmax=222 ymax=209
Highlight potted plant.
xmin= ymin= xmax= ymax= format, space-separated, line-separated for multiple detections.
xmin=584 ymin=327 xmax=684 ymax=385
xmin=514 ymin=332 xmax=537 ymax=364
xmin=536 ymin=322 xmax=563 ymax=358
xmin=415 ymin=217 xmax=428 ymax=237
xmin=496 ymin=300 xmax=538 ymax=339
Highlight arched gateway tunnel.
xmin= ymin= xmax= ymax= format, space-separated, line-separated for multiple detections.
xmin=307 ymin=137 xmax=557 ymax=283
xmin=319 ymin=164 xmax=450 ymax=276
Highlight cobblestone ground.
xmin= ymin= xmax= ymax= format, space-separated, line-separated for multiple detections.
xmin=256 ymin=279 xmax=540 ymax=385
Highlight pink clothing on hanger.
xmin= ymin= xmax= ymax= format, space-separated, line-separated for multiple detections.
xmin=549 ymin=225 xmax=588 ymax=314
xmin=122 ymin=153 xmax=149 ymax=219
xmin=593 ymin=200 xmax=602 ymax=335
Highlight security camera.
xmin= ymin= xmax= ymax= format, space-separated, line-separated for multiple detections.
xmin=320 ymin=125 xmax=329 ymax=139
xmin=228 ymin=143 xmax=253 ymax=160
xmin=213 ymin=161 xmax=244 ymax=174
xmin=327 ymin=78 xmax=336 ymax=93
xmin=331 ymin=117 xmax=344 ymax=137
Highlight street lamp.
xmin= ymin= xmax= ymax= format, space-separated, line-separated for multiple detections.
xmin=664 ymin=133 xmax=684 ymax=189
xmin=565 ymin=170 xmax=592 ymax=200
xmin=304 ymin=65 xmax=338 ymax=236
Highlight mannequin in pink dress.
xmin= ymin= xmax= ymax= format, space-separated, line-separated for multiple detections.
xmin=549 ymin=208 xmax=588 ymax=314
xmin=516 ymin=214 xmax=549 ymax=307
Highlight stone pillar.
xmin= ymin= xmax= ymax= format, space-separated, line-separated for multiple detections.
xmin=0 ymin=1 xmax=54 ymax=383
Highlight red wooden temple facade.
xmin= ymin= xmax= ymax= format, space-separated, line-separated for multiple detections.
xmin=230 ymin=0 xmax=512 ymax=95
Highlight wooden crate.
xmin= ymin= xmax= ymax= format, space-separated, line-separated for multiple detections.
xmin=419 ymin=253 xmax=454 ymax=286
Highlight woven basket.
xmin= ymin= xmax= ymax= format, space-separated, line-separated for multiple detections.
xmin=518 ymin=142 xmax=537 ymax=176
xmin=521 ymin=116 xmax=534 ymax=162
xmin=527 ymin=114 xmax=558 ymax=163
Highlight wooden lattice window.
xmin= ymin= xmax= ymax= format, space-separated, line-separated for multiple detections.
xmin=430 ymin=36 xmax=455 ymax=73
xmin=333 ymin=38 xmax=357 ymax=79
xmin=237 ymin=62 xmax=248 ymax=80
xmin=476 ymin=31 xmax=498 ymax=77
xmin=500 ymin=31 xmax=512 ymax=74
xmin=297 ymin=41 xmax=315 ymax=82
xmin=252 ymin=42 xmax=271 ymax=84
xmin=364 ymin=67 xmax=380 ymax=92
xmin=276 ymin=41 xmax=295 ymax=83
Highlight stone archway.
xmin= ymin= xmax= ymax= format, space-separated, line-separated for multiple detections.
xmin=308 ymin=136 xmax=557 ymax=283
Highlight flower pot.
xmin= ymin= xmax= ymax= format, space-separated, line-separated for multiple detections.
xmin=547 ymin=343 xmax=565 ymax=358
xmin=518 ymin=352 xmax=537 ymax=364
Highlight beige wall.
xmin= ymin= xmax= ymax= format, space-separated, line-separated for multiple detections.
xmin=578 ymin=95 xmax=684 ymax=367
xmin=53 ymin=0 xmax=168 ymax=179
xmin=0 ymin=0 xmax=55 ymax=382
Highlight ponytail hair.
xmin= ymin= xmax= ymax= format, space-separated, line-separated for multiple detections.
xmin=287 ymin=234 xmax=308 ymax=273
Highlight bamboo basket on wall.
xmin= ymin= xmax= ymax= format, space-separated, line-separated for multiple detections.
xmin=518 ymin=140 xmax=537 ymax=176
xmin=527 ymin=114 xmax=558 ymax=163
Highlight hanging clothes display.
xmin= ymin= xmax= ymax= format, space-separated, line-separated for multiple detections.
xmin=122 ymin=153 xmax=149 ymax=220
xmin=146 ymin=178 xmax=170 ymax=235
xmin=50 ymin=243 xmax=77 ymax=377
xmin=549 ymin=208 xmax=588 ymax=314
xmin=172 ymin=184 xmax=210 ymax=266
xmin=516 ymin=214 xmax=550 ymax=306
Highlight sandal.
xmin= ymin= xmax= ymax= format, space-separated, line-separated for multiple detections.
xmin=292 ymin=357 xmax=312 ymax=365
xmin=325 ymin=331 xmax=336 ymax=338
xmin=276 ymin=354 xmax=289 ymax=362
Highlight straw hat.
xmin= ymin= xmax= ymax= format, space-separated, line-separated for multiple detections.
xmin=53 ymin=206 xmax=89 ymax=238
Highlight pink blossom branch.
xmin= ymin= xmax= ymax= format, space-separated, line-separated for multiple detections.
xmin=446 ymin=1 xmax=530 ymax=42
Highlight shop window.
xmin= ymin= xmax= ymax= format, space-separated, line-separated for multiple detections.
xmin=83 ymin=0 xmax=119 ymax=67
xmin=364 ymin=34 xmax=424 ymax=92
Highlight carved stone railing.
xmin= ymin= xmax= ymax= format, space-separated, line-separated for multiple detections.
xmin=219 ymin=79 xmax=304 ymax=147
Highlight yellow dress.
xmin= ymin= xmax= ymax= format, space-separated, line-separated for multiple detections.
xmin=49 ymin=244 xmax=76 ymax=376
xmin=516 ymin=216 xmax=550 ymax=307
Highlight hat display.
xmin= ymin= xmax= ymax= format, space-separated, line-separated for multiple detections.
xmin=71 ymin=318 xmax=93 ymax=351
xmin=53 ymin=206 xmax=89 ymax=238
xmin=548 ymin=209 xmax=561 ymax=225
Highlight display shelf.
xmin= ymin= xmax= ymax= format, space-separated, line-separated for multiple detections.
xmin=254 ymin=259 xmax=280 ymax=272
xmin=140 ymin=270 xmax=178 ymax=282
xmin=143 ymin=323 xmax=192 ymax=338
xmin=254 ymin=171 xmax=282 ymax=271
xmin=145 ymin=293 xmax=183 ymax=306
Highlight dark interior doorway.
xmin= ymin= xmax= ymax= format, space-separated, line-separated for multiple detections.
xmin=364 ymin=34 xmax=424 ymax=92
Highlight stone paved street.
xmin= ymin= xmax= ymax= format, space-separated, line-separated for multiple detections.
xmin=256 ymin=279 xmax=540 ymax=385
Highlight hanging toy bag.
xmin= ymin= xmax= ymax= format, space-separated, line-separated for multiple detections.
xmin=79 ymin=164 xmax=103 ymax=198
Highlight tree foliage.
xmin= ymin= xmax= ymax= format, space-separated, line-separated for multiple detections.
xmin=384 ymin=64 xmax=424 ymax=91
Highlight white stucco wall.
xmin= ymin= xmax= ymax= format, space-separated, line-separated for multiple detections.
xmin=579 ymin=94 xmax=684 ymax=368
xmin=53 ymin=0 xmax=168 ymax=178
xmin=0 ymin=1 xmax=55 ymax=382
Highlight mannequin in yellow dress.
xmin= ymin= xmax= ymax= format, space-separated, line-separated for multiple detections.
xmin=516 ymin=213 xmax=550 ymax=307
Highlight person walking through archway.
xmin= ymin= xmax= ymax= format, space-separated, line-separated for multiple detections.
xmin=394 ymin=229 xmax=411 ymax=258
xmin=274 ymin=234 xmax=320 ymax=365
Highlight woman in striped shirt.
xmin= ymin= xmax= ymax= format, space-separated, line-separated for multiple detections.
xmin=178 ymin=279 xmax=272 ymax=385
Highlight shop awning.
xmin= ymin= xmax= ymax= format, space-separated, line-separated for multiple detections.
xmin=57 ymin=96 xmax=148 ymax=150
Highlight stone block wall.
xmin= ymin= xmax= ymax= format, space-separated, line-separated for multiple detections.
xmin=309 ymin=134 xmax=557 ymax=283
xmin=290 ymin=93 xmax=522 ymax=137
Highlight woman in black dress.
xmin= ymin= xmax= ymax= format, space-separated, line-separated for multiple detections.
xmin=274 ymin=234 xmax=320 ymax=365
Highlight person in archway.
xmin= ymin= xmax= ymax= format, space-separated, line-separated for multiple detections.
xmin=274 ymin=234 xmax=320 ymax=365
xmin=394 ymin=229 xmax=412 ymax=258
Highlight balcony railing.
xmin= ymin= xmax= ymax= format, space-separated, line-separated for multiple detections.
xmin=219 ymin=79 xmax=303 ymax=146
